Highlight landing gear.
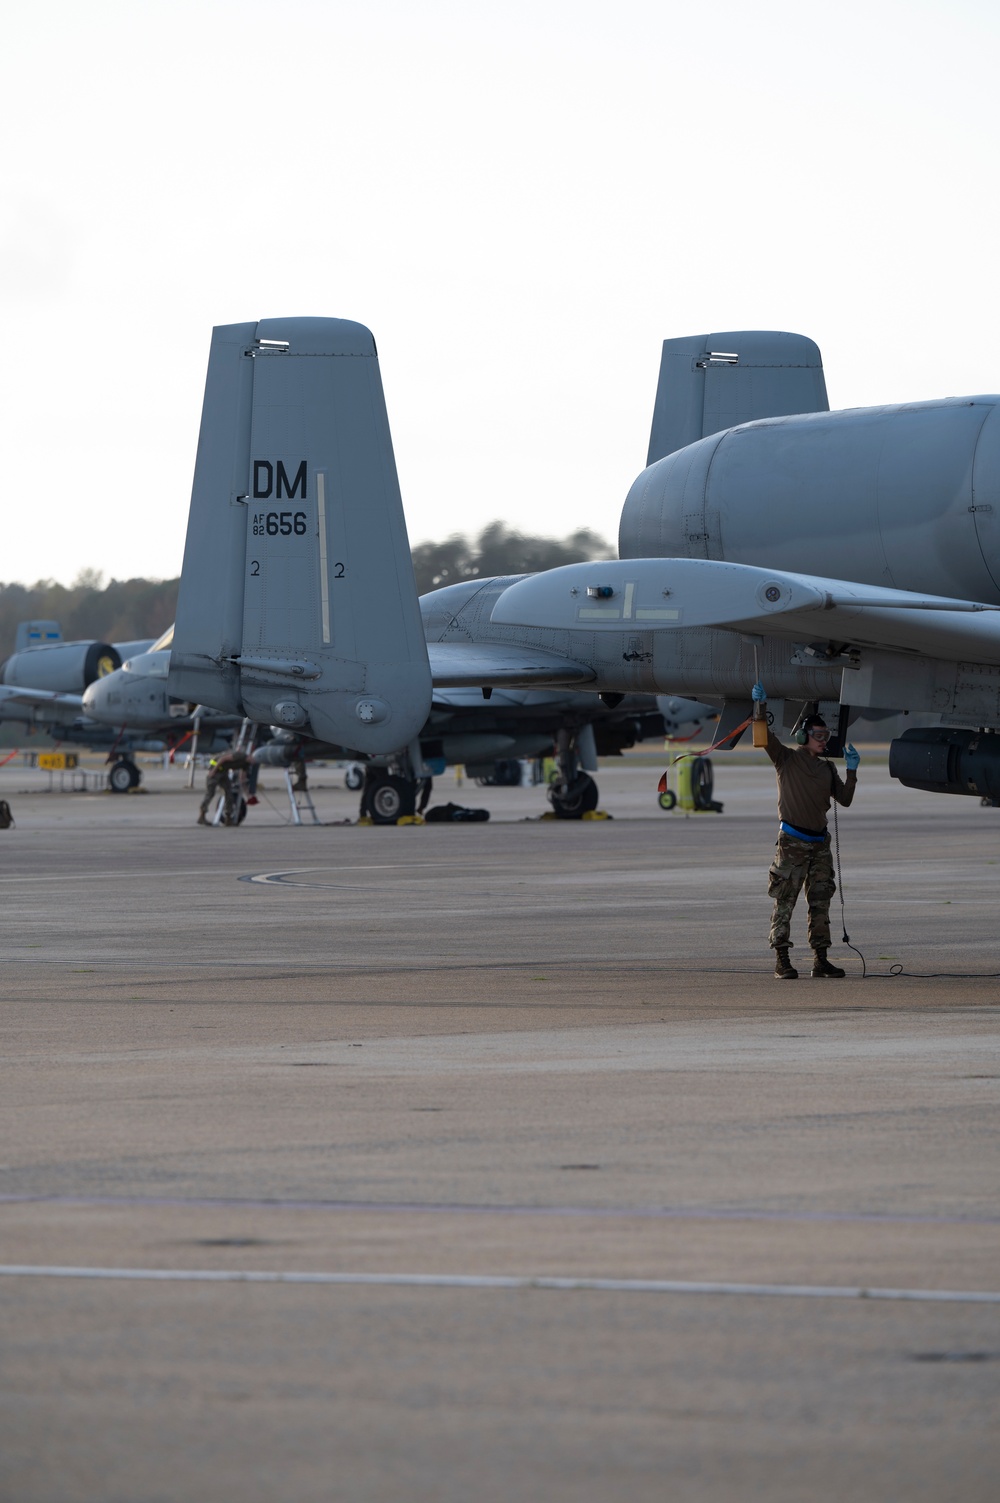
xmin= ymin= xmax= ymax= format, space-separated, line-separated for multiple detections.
xmin=108 ymin=758 xmax=141 ymax=793
xmin=344 ymin=762 xmax=365 ymax=791
xmin=549 ymin=771 xmax=599 ymax=819
xmin=221 ymin=789 xmax=248 ymax=825
xmin=361 ymin=770 xmax=417 ymax=825
xmin=547 ymin=727 xmax=600 ymax=820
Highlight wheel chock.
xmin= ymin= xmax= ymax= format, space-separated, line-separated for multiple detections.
xmin=397 ymin=814 xmax=425 ymax=825
xmin=356 ymin=816 xmax=374 ymax=826
xmin=582 ymin=810 xmax=612 ymax=820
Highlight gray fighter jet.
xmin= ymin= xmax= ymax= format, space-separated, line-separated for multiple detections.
xmin=169 ymin=318 xmax=1000 ymax=803
xmin=0 ymin=620 xmax=169 ymax=788
xmin=88 ymin=628 xmax=712 ymax=818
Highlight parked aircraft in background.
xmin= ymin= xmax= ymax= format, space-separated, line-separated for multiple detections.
xmin=0 ymin=619 xmax=169 ymax=789
xmin=74 ymin=624 xmax=246 ymax=787
xmin=252 ymin=687 xmax=715 ymax=821
xmin=86 ymin=622 xmax=716 ymax=818
xmin=1 ymin=619 xmax=153 ymax=682
xmin=0 ymin=619 xmax=236 ymax=793
xmin=169 ymin=317 xmax=1000 ymax=807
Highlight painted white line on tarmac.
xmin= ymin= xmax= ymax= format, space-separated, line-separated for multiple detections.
xmin=1 ymin=1267 xmax=998 ymax=1302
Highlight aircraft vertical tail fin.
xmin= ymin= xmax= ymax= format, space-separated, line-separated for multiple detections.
xmin=169 ymin=318 xmax=432 ymax=753
xmin=646 ymin=331 xmax=829 ymax=465
xmin=15 ymin=620 xmax=62 ymax=651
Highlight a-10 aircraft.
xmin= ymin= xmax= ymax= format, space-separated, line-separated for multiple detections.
xmin=0 ymin=621 xmax=242 ymax=790
xmin=166 ymin=318 xmax=1000 ymax=804
xmin=84 ymin=632 xmax=713 ymax=818
xmin=0 ymin=620 xmax=155 ymax=788
xmin=0 ymin=620 xmax=141 ymax=735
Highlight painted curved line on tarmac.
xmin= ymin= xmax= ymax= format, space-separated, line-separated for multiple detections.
xmin=240 ymin=863 xmax=487 ymax=887
xmin=240 ymin=870 xmax=384 ymax=889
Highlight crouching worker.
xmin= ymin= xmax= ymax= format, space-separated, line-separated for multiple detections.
xmin=751 ymin=684 xmax=860 ymax=980
xmin=198 ymin=749 xmax=251 ymax=825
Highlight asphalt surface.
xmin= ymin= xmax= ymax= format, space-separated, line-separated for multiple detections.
xmin=1 ymin=754 xmax=998 ymax=1501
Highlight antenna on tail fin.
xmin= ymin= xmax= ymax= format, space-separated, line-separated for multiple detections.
xmin=169 ymin=318 xmax=432 ymax=754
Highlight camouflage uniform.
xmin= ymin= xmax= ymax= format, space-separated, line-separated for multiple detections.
xmin=198 ymin=750 xmax=250 ymax=823
xmin=767 ymin=833 xmax=835 ymax=951
xmin=762 ymin=727 xmax=855 ymax=953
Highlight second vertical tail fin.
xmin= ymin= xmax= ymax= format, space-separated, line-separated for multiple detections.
xmin=646 ymin=330 xmax=829 ymax=465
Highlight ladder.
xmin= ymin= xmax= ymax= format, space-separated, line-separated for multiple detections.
xmin=284 ymin=766 xmax=321 ymax=825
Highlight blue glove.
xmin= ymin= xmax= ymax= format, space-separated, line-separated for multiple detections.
xmin=844 ymin=743 xmax=860 ymax=771
xmin=752 ymin=682 xmax=766 ymax=703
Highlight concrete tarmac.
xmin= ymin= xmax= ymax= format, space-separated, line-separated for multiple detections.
xmin=0 ymin=756 xmax=998 ymax=1501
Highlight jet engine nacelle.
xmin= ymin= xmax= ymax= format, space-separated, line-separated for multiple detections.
xmin=1 ymin=641 xmax=121 ymax=693
xmin=889 ymin=726 xmax=1000 ymax=801
xmin=620 ymin=397 xmax=1000 ymax=603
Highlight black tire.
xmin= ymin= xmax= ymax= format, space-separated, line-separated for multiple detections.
xmin=344 ymin=763 xmax=365 ymax=791
xmin=108 ymin=760 xmax=133 ymax=794
xmin=364 ymin=774 xmax=417 ymax=825
xmin=691 ymin=757 xmax=714 ymax=811
xmin=549 ymin=772 xmax=599 ymax=820
xmin=658 ymin=789 xmax=677 ymax=811
xmin=223 ymin=794 xmax=247 ymax=826
xmin=126 ymin=760 xmax=142 ymax=788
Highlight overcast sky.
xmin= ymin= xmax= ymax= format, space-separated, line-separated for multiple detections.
xmin=3 ymin=0 xmax=998 ymax=586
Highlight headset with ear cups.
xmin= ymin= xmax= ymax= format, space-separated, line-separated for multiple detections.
xmin=794 ymin=716 xmax=826 ymax=746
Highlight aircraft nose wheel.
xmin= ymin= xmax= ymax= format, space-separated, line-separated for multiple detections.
xmin=548 ymin=771 xmax=599 ymax=820
xmin=108 ymin=758 xmax=141 ymax=793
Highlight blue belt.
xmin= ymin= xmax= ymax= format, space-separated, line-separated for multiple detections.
xmin=780 ymin=821 xmax=827 ymax=843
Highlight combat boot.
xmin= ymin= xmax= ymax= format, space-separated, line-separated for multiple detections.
xmin=811 ymin=950 xmax=846 ymax=978
xmin=774 ymin=947 xmax=798 ymax=980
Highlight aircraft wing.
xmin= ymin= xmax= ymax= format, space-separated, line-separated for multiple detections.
xmin=427 ymin=642 xmax=595 ymax=688
xmin=0 ymin=685 xmax=86 ymax=721
xmin=490 ymin=559 xmax=1000 ymax=665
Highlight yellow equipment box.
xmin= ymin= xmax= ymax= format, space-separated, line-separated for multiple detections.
xmin=37 ymin=752 xmax=79 ymax=771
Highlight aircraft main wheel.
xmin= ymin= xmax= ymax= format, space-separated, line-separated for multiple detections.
xmin=344 ymin=763 xmax=365 ymax=791
xmin=658 ymin=789 xmax=677 ymax=811
xmin=549 ymin=772 xmax=599 ymax=820
xmin=108 ymin=760 xmax=134 ymax=793
xmin=223 ymin=794 xmax=247 ymax=826
xmin=364 ymin=774 xmax=417 ymax=825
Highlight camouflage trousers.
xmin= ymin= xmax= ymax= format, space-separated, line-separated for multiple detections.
xmin=199 ymin=770 xmax=225 ymax=817
xmin=199 ymin=770 xmax=243 ymax=821
xmin=767 ymin=833 xmax=835 ymax=951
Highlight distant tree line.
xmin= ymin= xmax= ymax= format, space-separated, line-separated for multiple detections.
xmin=0 ymin=523 xmax=613 ymax=659
xmin=0 ymin=571 xmax=179 ymax=660
xmin=410 ymin=521 xmax=610 ymax=594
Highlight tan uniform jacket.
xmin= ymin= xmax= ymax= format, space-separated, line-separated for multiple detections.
xmin=765 ymin=729 xmax=856 ymax=832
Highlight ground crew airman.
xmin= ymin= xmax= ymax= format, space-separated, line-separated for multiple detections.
xmin=752 ymin=684 xmax=860 ymax=979
xmin=198 ymin=749 xmax=251 ymax=825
